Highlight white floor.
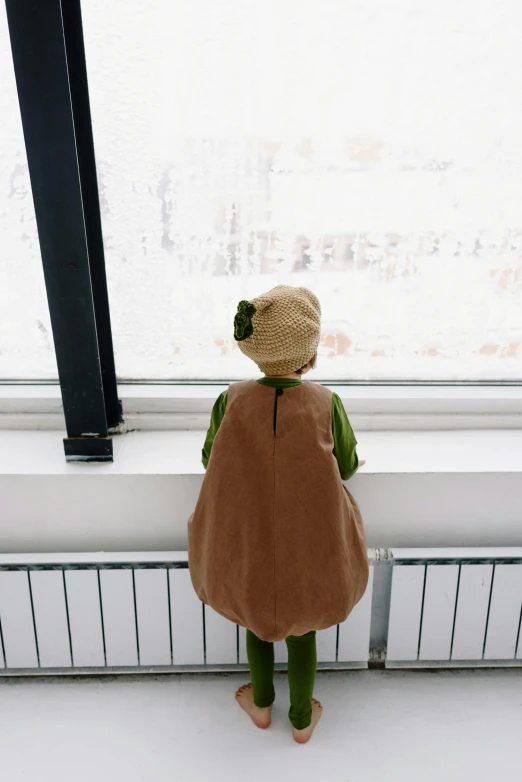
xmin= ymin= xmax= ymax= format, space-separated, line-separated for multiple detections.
xmin=1 ymin=669 xmax=521 ymax=782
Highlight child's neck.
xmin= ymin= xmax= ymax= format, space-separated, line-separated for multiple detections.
xmin=263 ymin=372 xmax=302 ymax=380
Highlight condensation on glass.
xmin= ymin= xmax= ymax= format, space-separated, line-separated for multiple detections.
xmin=3 ymin=1 xmax=522 ymax=382
xmin=0 ymin=6 xmax=58 ymax=380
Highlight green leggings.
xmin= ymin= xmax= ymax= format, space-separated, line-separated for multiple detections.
xmin=246 ymin=628 xmax=316 ymax=730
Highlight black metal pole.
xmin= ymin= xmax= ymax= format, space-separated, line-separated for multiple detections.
xmin=61 ymin=0 xmax=122 ymax=430
xmin=5 ymin=0 xmax=122 ymax=461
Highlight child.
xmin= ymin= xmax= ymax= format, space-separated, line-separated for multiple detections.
xmin=188 ymin=284 xmax=368 ymax=744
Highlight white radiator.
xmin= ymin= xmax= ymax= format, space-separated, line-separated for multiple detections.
xmin=2 ymin=548 xmax=521 ymax=674
xmin=386 ymin=548 xmax=522 ymax=667
xmin=0 ymin=551 xmax=374 ymax=673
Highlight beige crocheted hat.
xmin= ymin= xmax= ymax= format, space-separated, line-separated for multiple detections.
xmin=233 ymin=284 xmax=321 ymax=375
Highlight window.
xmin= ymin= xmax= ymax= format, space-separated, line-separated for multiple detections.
xmin=0 ymin=5 xmax=58 ymax=380
xmin=2 ymin=1 xmax=521 ymax=382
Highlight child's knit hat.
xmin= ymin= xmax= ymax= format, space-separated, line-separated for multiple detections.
xmin=233 ymin=284 xmax=321 ymax=375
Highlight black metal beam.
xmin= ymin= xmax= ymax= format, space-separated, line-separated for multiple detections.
xmin=5 ymin=0 xmax=122 ymax=461
xmin=61 ymin=0 xmax=122 ymax=430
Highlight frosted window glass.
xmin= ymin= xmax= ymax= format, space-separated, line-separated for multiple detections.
xmin=0 ymin=6 xmax=58 ymax=380
xmin=80 ymin=0 xmax=522 ymax=381
xmin=3 ymin=2 xmax=521 ymax=381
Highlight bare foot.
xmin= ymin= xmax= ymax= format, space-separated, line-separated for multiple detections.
xmin=235 ymin=683 xmax=272 ymax=729
xmin=292 ymin=698 xmax=323 ymax=744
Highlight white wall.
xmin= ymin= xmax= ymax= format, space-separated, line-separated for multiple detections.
xmin=2 ymin=471 xmax=521 ymax=554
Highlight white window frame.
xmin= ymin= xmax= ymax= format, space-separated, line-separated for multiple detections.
xmin=1 ymin=383 xmax=521 ymax=432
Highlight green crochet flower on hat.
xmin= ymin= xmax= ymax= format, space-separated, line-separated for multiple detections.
xmin=234 ymin=300 xmax=257 ymax=341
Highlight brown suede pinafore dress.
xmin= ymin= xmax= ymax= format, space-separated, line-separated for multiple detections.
xmin=187 ymin=379 xmax=369 ymax=642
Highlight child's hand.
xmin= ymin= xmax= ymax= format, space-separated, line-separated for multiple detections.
xmin=358 ymin=459 xmax=366 ymax=467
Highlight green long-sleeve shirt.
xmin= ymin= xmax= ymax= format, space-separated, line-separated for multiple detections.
xmin=202 ymin=377 xmax=360 ymax=480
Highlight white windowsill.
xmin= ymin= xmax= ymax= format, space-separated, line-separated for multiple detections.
xmin=1 ymin=427 xmax=521 ymax=551
xmin=1 ymin=383 xmax=522 ymax=431
xmin=2 ymin=389 xmax=521 ymax=553
xmin=1 ymin=428 xmax=521 ymax=475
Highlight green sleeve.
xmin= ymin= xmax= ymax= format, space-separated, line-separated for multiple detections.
xmin=202 ymin=390 xmax=228 ymax=469
xmin=331 ymin=392 xmax=359 ymax=480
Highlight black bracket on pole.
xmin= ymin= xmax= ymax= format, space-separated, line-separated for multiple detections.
xmin=5 ymin=0 xmax=123 ymax=461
